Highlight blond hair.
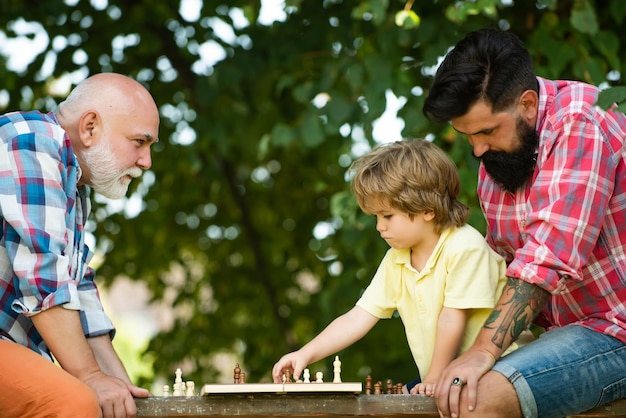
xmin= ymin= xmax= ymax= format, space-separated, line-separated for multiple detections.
xmin=350 ymin=139 xmax=468 ymax=233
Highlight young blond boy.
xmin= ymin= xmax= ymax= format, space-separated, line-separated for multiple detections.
xmin=272 ymin=139 xmax=522 ymax=395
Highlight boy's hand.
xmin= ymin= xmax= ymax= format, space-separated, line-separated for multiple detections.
xmin=271 ymin=352 xmax=307 ymax=383
xmin=410 ymin=381 xmax=436 ymax=397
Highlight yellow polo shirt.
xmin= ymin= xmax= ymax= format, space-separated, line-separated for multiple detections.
xmin=356 ymin=224 xmax=517 ymax=377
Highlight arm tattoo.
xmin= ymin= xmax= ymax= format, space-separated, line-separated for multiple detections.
xmin=484 ymin=277 xmax=549 ymax=349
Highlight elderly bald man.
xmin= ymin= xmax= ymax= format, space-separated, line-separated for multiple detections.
xmin=0 ymin=73 xmax=159 ymax=418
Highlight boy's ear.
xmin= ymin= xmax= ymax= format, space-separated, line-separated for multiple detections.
xmin=77 ymin=110 xmax=100 ymax=147
xmin=423 ymin=211 xmax=436 ymax=221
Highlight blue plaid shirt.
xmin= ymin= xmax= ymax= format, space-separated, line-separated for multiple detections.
xmin=0 ymin=110 xmax=114 ymax=360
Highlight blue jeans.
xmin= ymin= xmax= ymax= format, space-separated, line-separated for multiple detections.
xmin=492 ymin=325 xmax=626 ymax=418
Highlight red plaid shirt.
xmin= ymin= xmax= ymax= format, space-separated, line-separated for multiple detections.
xmin=478 ymin=77 xmax=626 ymax=343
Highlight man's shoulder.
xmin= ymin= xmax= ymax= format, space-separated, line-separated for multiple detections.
xmin=539 ymin=77 xmax=600 ymax=114
xmin=1 ymin=110 xmax=50 ymax=123
xmin=0 ymin=111 xmax=65 ymax=147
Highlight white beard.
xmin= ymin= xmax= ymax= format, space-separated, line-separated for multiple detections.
xmin=80 ymin=139 xmax=142 ymax=199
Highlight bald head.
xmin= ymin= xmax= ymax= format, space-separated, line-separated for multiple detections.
xmin=58 ymin=73 xmax=158 ymax=127
xmin=55 ymin=73 xmax=160 ymax=194
xmin=56 ymin=72 xmax=159 ymax=149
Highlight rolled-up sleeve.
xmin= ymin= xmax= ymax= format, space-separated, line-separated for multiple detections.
xmin=77 ymin=263 xmax=115 ymax=338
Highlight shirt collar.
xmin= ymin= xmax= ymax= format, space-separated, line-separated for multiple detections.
xmin=536 ymin=76 xmax=555 ymax=133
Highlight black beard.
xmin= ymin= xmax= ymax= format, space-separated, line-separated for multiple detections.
xmin=478 ymin=118 xmax=539 ymax=192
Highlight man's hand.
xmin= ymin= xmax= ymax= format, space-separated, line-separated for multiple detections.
xmin=83 ymin=371 xmax=138 ymax=418
xmin=434 ymin=348 xmax=496 ymax=418
xmin=128 ymin=384 xmax=151 ymax=399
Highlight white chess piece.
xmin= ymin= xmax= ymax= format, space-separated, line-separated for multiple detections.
xmin=186 ymin=381 xmax=195 ymax=396
xmin=315 ymin=371 xmax=323 ymax=383
xmin=333 ymin=355 xmax=342 ymax=383
xmin=173 ymin=368 xmax=184 ymax=396
xmin=303 ymin=368 xmax=311 ymax=383
xmin=162 ymin=385 xmax=170 ymax=397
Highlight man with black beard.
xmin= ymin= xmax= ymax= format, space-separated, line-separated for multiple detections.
xmin=478 ymin=117 xmax=538 ymax=193
xmin=422 ymin=28 xmax=626 ymax=418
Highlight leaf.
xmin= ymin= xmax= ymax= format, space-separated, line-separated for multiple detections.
xmin=394 ymin=10 xmax=420 ymax=29
xmin=300 ymin=112 xmax=325 ymax=147
xmin=324 ymin=94 xmax=355 ymax=126
xmin=609 ymin=0 xmax=626 ymax=24
xmin=591 ymin=31 xmax=620 ymax=69
xmin=570 ymin=0 xmax=599 ymax=35
xmin=574 ymin=57 xmax=606 ymax=85
xmin=271 ymin=123 xmax=295 ymax=147
xmin=596 ymin=87 xmax=626 ymax=110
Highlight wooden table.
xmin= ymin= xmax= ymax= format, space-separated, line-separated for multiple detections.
xmin=136 ymin=394 xmax=626 ymax=417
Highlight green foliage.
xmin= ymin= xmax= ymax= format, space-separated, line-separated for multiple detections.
xmin=1 ymin=0 xmax=624 ymax=387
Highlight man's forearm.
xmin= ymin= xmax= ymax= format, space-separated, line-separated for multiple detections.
xmin=87 ymin=334 xmax=132 ymax=384
xmin=481 ymin=277 xmax=549 ymax=354
xmin=31 ymin=305 xmax=101 ymax=380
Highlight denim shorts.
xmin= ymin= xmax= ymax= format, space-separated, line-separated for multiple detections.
xmin=492 ymin=324 xmax=626 ymax=418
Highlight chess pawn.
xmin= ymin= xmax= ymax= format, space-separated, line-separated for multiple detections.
xmin=333 ymin=355 xmax=342 ymax=383
xmin=374 ymin=381 xmax=382 ymax=395
xmin=234 ymin=363 xmax=241 ymax=384
xmin=303 ymin=368 xmax=311 ymax=383
xmin=162 ymin=385 xmax=170 ymax=397
xmin=315 ymin=371 xmax=323 ymax=383
xmin=186 ymin=381 xmax=195 ymax=396
xmin=172 ymin=382 xmax=182 ymax=396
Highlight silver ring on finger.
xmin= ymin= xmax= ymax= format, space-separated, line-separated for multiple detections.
xmin=451 ymin=377 xmax=465 ymax=387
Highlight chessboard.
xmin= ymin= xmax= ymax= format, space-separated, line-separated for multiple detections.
xmin=200 ymin=381 xmax=363 ymax=395
xmin=162 ymin=356 xmax=362 ymax=397
xmin=201 ymin=357 xmax=361 ymax=395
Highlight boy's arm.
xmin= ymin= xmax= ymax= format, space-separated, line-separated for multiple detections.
xmin=272 ymin=306 xmax=378 ymax=382
xmin=414 ymin=307 xmax=467 ymax=395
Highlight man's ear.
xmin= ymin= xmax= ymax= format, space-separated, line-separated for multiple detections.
xmin=77 ymin=110 xmax=99 ymax=147
xmin=518 ymin=90 xmax=538 ymax=124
